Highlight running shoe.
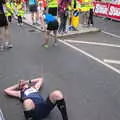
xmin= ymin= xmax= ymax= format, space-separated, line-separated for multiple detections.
xmin=5 ymin=42 xmax=13 ymax=48
xmin=0 ymin=45 xmax=4 ymax=51
xmin=41 ymin=43 xmax=48 ymax=48
xmin=53 ymin=39 xmax=59 ymax=46
xmin=32 ymin=22 xmax=36 ymax=25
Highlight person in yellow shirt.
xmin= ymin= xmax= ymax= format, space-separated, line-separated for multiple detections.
xmin=80 ymin=0 xmax=90 ymax=26
xmin=5 ymin=0 xmax=14 ymax=23
xmin=15 ymin=0 xmax=25 ymax=26
xmin=87 ymin=1 xmax=93 ymax=27
xmin=47 ymin=0 xmax=58 ymax=16
xmin=0 ymin=0 xmax=13 ymax=50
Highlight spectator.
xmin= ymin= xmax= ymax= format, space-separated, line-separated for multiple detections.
xmin=88 ymin=8 xmax=93 ymax=27
xmin=5 ymin=0 xmax=14 ymax=23
xmin=28 ymin=0 xmax=39 ymax=25
xmin=0 ymin=0 xmax=13 ymax=50
xmin=15 ymin=0 xmax=25 ymax=26
xmin=47 ymin=0 xmax=58 ymax=16
xmin=58 ymin=0 xmax=71 ymax=34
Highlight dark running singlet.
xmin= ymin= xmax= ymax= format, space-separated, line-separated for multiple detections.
xmin=21 ymin=87 xmax=53 ymax=120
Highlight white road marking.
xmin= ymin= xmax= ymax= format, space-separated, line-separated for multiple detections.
xmin=104 ymin=59 xmax=120 ymax=64
xmin=59 ymin=39 xmax=120 ymax=74
xmin=0 ymin=109 xmax=5 ymax=120
xmin=102 ymin=31 xmax=120 ymax=39
xmin=64 ymin=40 xmax=120 ymax=48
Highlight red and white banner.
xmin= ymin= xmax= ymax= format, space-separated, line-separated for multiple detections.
xmin=93 ymin=1 xmax=120 ymax=21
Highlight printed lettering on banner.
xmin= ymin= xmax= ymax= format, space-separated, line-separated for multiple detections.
xmin=95 ymin=3 xmax=108 ymax=15
xmin=109 ymin=6 xmax=120 ymax=16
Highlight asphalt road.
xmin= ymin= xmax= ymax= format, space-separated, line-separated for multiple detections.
xmin=1 ymin=17 xmax=120 ymax=120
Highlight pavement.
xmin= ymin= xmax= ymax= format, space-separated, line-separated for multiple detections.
xmin=1 ymin=16 xmax=120 ymax=120
xmin=23 ymin=13 xmax=100 ymax=37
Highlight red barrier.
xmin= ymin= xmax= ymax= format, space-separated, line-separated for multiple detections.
xmin=108 ymin=3 xmax=120 ymax=21
xmin=94 ymin=1 xmax=120 ymax=21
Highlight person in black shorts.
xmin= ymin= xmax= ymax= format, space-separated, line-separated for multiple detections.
xmin=0 ymin=0 xmax=13 ymax=50
xmin=4 ymin=77 xmax=69 ymax=120
xmin=28 ymin=0 xmax=39 ymax=25
xmin=41 ymin=12 xmax=59 ymax=48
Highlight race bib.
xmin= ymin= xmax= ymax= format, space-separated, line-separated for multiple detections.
xmin=24 ymin=88 xmax=37 ymax=96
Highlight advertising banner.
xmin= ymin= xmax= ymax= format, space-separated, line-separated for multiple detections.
xmin=93 ymin=1 xmax=120 ymax=21
xmin=108 ymin=3 xmax=120 ymax=20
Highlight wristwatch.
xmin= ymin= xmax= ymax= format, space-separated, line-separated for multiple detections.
xmin=29 ymin=80 xmax=31 ymax=84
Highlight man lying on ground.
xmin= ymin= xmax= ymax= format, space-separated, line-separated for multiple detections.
xmin=4 ymin=77 xmax=68 ymax=120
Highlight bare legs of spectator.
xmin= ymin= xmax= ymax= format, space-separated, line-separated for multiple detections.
xmin=80 ymin=12 xmax=89 ymax=26
xmin=31 ymin=12 xmax=39 ymax=25
xmin=0 ymin=25 xmax=12 ymax=50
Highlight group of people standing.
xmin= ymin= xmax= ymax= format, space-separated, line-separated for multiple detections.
xmin=0 ymin=0 xmax=94 ymax=50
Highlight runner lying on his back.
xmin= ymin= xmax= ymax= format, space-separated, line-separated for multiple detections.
xmin=4 ymin=77 xmax=68 ymax=120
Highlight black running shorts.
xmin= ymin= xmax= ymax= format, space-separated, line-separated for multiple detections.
xmin=29 ymin=4 xmax=38 ymax=13
xmin=48 ymin=7 xmax=58 ymax=16
xmin=47 ymin=20 xmax=59 ymax=31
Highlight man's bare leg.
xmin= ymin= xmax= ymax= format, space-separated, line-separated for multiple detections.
xmin=42 ymin=30 xmax=51 ymax=48
xmin=53 ymin=30 xmax=58 ymax=46
xmin=4 ymin=25 xmax=13 ymax=48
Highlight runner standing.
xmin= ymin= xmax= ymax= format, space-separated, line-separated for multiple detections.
xmin=0 ymin=0 xmax=13 ymax=50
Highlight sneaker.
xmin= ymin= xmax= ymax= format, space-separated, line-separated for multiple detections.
xmin=53 ymin=40 xmax=59 ymax=46
xmin=5 ymin=42 xmax=13 ymax=48
xmin=32 ymin=22 xmax=36 ymax=25
xmin=53 ymin=42 xmax=59 ymax=46
xmin=35 ymin=22 xmax=39 ymax=26
xmin=20 ymin=23 xmax=23 ymax=26
xmin=17 ymin=23 xmax=20 ymax=26
xmin=0 ymin=45 xmax=4 ymax=51
xmin=23 ymin=17 xmax=26 ymax=19
xmin=41 ymin=43 xmax=48 ymax=48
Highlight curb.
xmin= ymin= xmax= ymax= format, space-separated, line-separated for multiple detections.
xmin=22 ymin=19 xmax=101 ymax=37
xmin=57 ymin=28 xmax=101 ymax=38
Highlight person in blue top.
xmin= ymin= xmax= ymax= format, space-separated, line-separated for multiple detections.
xmin=28 ymin=0 xmax=39 ymax=25
xmin=4 ymin=77 xmax=68 ymax=120
xmin=42 ymin=11 xmax=59 ymax=48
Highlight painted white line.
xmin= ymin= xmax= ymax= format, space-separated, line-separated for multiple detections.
xmin=0 ymin=109 xmax=5 ymax=120
xmin=104 ymin=59 xmax=120 ymax=64
xmin=102 ymin=31 xmax=120 ymax=39
xmin=59 ymin=39 xmax=120 ymax=74
xmin=64 ymin=40 xmax=120 ymax=48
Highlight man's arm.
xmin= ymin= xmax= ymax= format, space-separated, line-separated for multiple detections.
xmin=4 ymin=83 xmax=21 ymax=98
xmin=30 ymin=77 xmax=44 ymax=91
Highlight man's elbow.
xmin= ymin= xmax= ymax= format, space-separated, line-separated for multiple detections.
xmin=4 ymin=88 xmax=9 ymax=95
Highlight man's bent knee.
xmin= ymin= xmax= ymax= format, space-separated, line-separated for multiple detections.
xmin=49 ymin=90 xmax=64 ymax=103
